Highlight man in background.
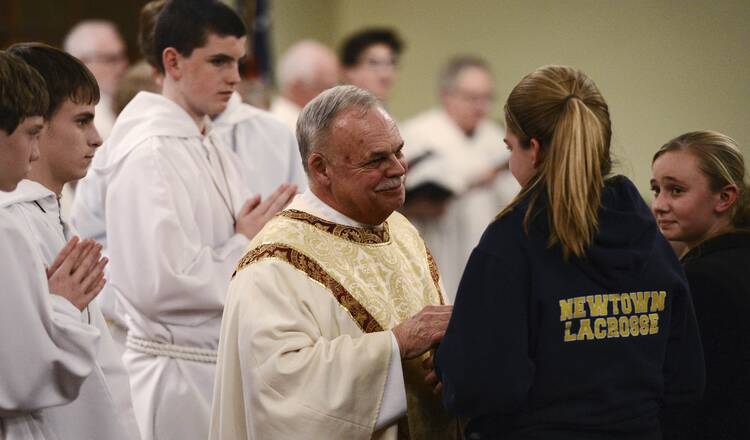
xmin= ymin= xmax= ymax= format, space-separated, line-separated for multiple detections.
xmin=340 ymin=28 xmax=403 ymax=105
xmin=270 ymin=39 xmax=339 ymax=132
xmin=401 ymin=56 xmax=519 ymax=300
xmin=64 ymin=20 xmax=129 ymax=140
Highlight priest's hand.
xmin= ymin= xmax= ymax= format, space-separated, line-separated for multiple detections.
xmin=235 ymin=183 xmax=297 ymax=239
xmin=423 ymin=353 xmax=443 ymax=395
xmin=393 ymin=305 xmax=452 ymax=360
xmin=47 ymin=237 xmax=108 ymax=311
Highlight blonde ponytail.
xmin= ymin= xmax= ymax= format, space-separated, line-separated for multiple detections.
xmin=500 ymin=65 xmax=612 ymax=259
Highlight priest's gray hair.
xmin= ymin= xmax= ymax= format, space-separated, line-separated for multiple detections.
xmin=296 ymin=85 xmax=379 ymax=173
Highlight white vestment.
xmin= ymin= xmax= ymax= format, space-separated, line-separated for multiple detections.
xmin=88 ymin=92 xmax=251 ymax=440
xmin=0 ymin=180 xmax=141 ymax=440
xmin=0 ymin=193 xmax=101 ymax=440
xmin=210 ymin=191 xmax=460 ymax=440
xmin=268 ymin=96 xmax=301 ymax=133
xmin=401 ymin=108 xmax=519 ymax=300
xmin=213 ymin=93 xmax=307 ymax=197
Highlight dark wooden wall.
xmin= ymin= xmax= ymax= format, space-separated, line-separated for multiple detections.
xmin=1 ymin=0 xmax=256 ymax=62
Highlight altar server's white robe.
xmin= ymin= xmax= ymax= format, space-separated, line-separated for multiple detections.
xmin=213 ymin=93 xmax=307 ymax=196
xmin=0 ymin=179 xmax=141 ymax=440
xmin=401 ymin=108 xmax=519 ymax=300
xmin=71 ymin=93 xmax=305 ymax=347
xmin=0 ymin=193 xmax=100 ymax=440
xmin=93 ymin=92 xmax=251 ymax=440
xmin=268 ymin=95 xmax=302 ymax=133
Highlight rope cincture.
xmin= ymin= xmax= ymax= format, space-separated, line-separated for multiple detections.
xmin=126 ymin=334 xmax=218 ymax=364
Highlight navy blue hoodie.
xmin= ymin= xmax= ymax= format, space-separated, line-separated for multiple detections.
xmin=434 ymin=175 xmax=705 ymax=440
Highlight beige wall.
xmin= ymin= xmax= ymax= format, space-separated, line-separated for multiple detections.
xmin=271 ymin=0 xmax=750 ymax=195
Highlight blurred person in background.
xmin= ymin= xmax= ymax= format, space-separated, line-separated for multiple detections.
xmin=340 ymin=27 xmax=403 ymax=105
xmin=270 ymin=39 xmax=339 ymax=132
xmin=64 ymin=20 xmax=129 ymax=140
xmin=401 ymin=56 xmax=518 ymax=300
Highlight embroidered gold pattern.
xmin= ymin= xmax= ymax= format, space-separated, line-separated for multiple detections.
xmin=234 ymin=243 xmax=384 ymax=333
xmin=279 ymin=209 xmax=390 ymax=244
xmin=425 ymin=247 xmax=443 ymax=305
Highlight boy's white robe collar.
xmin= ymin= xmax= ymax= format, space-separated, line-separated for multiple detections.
xmin=93 ymin=91 xmax=213 ymax=172
xmin=0 ymin=179 xmax=56 ymax=209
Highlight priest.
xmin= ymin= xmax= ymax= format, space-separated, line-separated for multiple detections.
xmin=210 ymin=85 xmax=459 ymax=439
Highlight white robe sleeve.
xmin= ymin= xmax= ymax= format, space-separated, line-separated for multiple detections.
xmin=211 ymin=259 xmax=396 ymax=439
xmin=0 ymin=217 xmax=100 ymax=413
xmin=374 ymin=333 xmax=407 ymax=429
xmin=106 ymin=142 xmax=249 ymax=325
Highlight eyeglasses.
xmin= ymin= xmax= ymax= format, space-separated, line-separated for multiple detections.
xmin=79 ymin=52 xmax=128 ymax=65
xmin=450 ymin=89 xmax=495 ymax=105
xmin=361 ymin=56 xmax=398 ymax=71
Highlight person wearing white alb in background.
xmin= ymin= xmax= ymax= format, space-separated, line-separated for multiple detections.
xmin=270 ymin=39 xmax=340 ymax=133
xmin=401 ymin=56 xmax=520 ymax=301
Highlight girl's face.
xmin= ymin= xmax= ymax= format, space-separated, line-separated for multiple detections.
xmin=650 ymin=149 xmax=725 ymax=249
xmin=504 ymin=126 xmax=537 ymax=187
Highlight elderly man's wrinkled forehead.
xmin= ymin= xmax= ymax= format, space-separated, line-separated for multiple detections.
xmin=331 ymin=105 xmax=395 ymax=134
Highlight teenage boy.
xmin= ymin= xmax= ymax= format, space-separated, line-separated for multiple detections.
xmin=71 ymin=0 xmax=305 ymax=355
xmin=0 ymin=50 xmax=108 ymax=438
xmin=5 ymin=42 xmax=141 ymax=440
xmin=80 ymin=2 xmax=294 ymax=439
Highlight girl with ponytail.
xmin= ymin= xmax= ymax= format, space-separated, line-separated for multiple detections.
xmin=432 ymin=65 xmax=704 ymax=440
xmin=651 ymin=131 xmax=750 ymax=439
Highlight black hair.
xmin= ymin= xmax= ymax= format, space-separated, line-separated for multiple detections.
xmin=405 ymin=183 xmax=454 ymax=205
xmin=339 ymin=28 xmax=403 ymax=67
xmin=154 ymin=0 xmax=247 ymax=74
xmin=7 ymin=43 xmax=98 ymax=120
xmin=0 ymin=50 xmax=49 ymax=134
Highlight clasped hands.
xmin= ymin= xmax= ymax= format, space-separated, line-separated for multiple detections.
xmin=392 ymin=304 xmax=451 ymax=396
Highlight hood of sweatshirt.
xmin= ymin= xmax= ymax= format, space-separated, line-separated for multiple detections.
xmin=528 ymin=175 xmax=660 ymax=289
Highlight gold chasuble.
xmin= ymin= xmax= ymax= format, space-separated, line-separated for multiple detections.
xmin=213 ymin=208 xmax=461 ymax=440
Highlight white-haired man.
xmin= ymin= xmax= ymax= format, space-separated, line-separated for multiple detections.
xmin=64 ymin=20 xmax=128 ymax=139
xmin=270 ymin=39 xmax=339 ymax=131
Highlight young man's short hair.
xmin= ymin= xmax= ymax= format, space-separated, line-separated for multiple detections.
xmin=0 ymin=50 xmax=49 ymax=134
xmin=153 ymin=0 xmax=247 ymax=74
xmin=139 ymin=0 xmax=167 ymax=68
xmin=7 ymin=43 xmax=99 ymax=120
xmin=339 ymin=28 xmax=403 ymax=67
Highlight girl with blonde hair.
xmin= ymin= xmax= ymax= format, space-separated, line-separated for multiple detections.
xmin=432 ymin=65 xmax=705 ymax=439
xmin=652 ymin=130 xmax=750 ymax=439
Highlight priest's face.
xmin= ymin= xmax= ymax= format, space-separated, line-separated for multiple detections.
xmin=324 ymin=106 xmax=406 ymax=225
xmin=172 ymin=33 xmax=246 ymax=120
xmin=0 ymin=116 xmax=43 ymax=191
xmin=37 ymin=99 xmax=102 ymax=186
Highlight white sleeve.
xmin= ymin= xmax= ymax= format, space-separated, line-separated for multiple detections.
xmin=0 ymin=217 xmax=100 ymax=413
xmin=374 ymin=333 xmax=408 ymax=429
xmin=105 ymin=143 xmax=249 ymax=326
xmin=219 ymin=260 xmax=394 ymax=438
